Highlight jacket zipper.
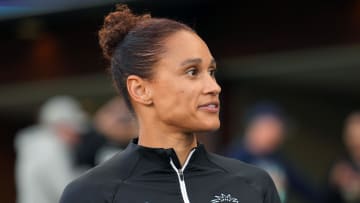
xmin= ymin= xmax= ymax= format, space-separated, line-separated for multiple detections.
xmin=170 ymin=149 xmax=196 ymax=203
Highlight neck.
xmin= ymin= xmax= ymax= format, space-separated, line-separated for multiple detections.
xmin=351 ymin=153 xmax=360 ymax=166
xmin=138 ymin=127 xmax=197 ymax=166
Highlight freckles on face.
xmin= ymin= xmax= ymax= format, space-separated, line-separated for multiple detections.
xmin=149 ymin=30 xmax=221 ymax=132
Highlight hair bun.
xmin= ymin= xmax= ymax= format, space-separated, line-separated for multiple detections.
xmin=98 ymin=4 xmax=151 ymax=60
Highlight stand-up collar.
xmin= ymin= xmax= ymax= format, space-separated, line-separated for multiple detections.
xmin=126 ymin=138 xmax=207 ymax=170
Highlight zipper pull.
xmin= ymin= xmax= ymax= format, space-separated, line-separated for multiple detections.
xmin=179 ymin=170 xmax=184 ymax=181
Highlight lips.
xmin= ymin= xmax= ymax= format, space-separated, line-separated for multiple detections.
xmin=198 ymin=102 xmax=220 ymax=113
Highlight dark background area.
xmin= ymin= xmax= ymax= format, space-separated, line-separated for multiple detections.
xmin=1 ymin=0 xmax=360 ymax=202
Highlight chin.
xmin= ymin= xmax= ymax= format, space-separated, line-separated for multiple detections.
xmin=197 ymin=120 xmax=220 ymax=132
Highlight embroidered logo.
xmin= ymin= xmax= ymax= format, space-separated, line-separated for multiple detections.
xmin=211 ymin=193 xmax=239 ymax=203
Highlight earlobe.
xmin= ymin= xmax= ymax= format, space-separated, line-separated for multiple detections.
xmin=127 ymin=75 xmax=153 ymax=105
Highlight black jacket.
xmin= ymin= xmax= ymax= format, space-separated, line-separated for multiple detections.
xmin=60 ymin=139 xmax=280 ymax=203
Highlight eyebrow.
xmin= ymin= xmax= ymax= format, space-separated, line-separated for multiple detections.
xmin=180 ymin=58 xmax=217 ymax=67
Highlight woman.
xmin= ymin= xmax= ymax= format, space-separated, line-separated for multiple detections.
xmin=60 ymin=5 xmax=280 ymax=203
xmin=326 ymin=112 xmax=360 ymax=203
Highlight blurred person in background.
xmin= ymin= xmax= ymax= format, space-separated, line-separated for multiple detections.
xmin=227 ymin=101 xmax=321 ymax=203
xmin=14 ymin=95 xmax=88 ymax=203
xmin=327 ymin=111 xmax=360 ymax=203
xmin=74 ymin=96 xmax=138 ymax=168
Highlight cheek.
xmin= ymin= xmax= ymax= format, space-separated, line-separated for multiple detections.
xmin=153 ymin=83 xmax=184 ymax=110
xmin=154 ymin=87 xmax=199 ymax=123
xmin=154 ymin=79 xmax=195 ymax=106
xmin=164 ymin=89 xmax=195 ymax=113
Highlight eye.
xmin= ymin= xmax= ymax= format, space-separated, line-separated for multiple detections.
xmin=186 ymin=67 xmax=198 ymax=76
xmin=209 ymin=68 xmax=217 ymax=77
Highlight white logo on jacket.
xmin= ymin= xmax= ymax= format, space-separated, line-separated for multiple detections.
xmin=211 ymin=193 xmax=239 ymax=203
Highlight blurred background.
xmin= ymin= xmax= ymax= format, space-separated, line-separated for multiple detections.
xmin=1 ymin=0 xmax=360 ymax=202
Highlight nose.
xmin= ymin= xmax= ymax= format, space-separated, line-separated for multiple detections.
xmin=203 ymin=74 xmax=221 ymax=96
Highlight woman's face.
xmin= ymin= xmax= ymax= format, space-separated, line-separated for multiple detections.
xmin=345 ymin=119 xmax=360 ymax=160
xmin=149 ymin=30 xmax=221 ymax=133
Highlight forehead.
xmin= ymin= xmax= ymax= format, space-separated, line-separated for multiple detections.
xmin=159 ymin=30 xmax=213 ymax=65
xmin=347 ymin=121 xmax=360 ymax=132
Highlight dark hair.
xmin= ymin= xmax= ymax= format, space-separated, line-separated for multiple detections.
xmin=244 ymin=101 xmax=287 ymax=127
xmin=98 ymin=4 xmax=194 ymax=112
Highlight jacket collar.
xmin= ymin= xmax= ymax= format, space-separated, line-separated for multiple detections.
xmin=126 ymin=138 xmax=207 ymax=170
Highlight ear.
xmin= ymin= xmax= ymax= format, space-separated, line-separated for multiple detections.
xmin=127 ymin=75 xmax=153 ymax=105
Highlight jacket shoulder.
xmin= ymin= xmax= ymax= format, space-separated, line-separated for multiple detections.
xmin=207 ymin=152 xmax=265 ymax=173
xmin=207 ymin=153 xmax=276 ymax=194
xmin=60 ymin=148 xmax=139 ymax=203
